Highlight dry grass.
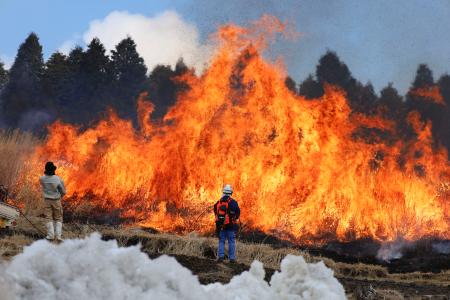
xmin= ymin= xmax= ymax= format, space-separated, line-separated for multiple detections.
xmin=86 ymin=226 xmax=449 ymax=287
xmin=0 ymin=233 xmax=34 ymax=258
xmin=2 ymin=216 xmax=449 ymax=299
xmin=0 ymin=130 xmax=42 ymax=214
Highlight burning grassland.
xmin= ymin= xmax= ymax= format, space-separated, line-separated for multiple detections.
xmin=14 ymin=16 xmax=449 ymax=246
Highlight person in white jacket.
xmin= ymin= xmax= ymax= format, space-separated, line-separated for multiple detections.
xmin=39 ymin=161 xmax=66 ymax=241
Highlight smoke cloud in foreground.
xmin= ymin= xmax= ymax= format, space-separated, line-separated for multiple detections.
xmin=0 ymin=234 xmax=345 ymax=300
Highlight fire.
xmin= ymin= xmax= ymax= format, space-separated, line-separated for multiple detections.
xmin=26 ymin=17 xmax=449 ymax=244
xmin=410 ymin=86 xmax=445 ymax=105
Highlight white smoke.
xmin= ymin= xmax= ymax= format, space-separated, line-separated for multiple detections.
xmin=60 ymin=10 xmax=212 ymax=73
xmin=1 ymin=233 xmax=346 ymax=300
xmin=376 ymin=240 xmax=407 ymax=262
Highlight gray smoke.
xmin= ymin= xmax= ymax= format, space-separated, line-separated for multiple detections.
xmin=17 ymin=110 xmax=55 ymax=131
xmin=181 ymin=0 xmax=450 ymax=94
xmin=432 ymin=241 xmax=450 ymax=254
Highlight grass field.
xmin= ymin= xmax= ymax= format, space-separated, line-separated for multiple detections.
xmin=1 ymin=215 xmax=449 ymax=299
xmin=1 ymin=131 xmax=449 ymax=299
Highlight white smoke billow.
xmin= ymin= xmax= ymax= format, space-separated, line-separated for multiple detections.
xmin=60 ymin=10 xmax=212 ymax=73
xmin=376 ymin=240 xmax=407 ymax=262
xmin=0 ymin=233 xmax=346 ymax=300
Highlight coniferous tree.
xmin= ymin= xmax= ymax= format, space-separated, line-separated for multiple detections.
xmin=1 ymin=33 xmax=45 ymax=128
xmin=298 ymin=74 xmax=324 ymax=99
xmin=81 ymin=38 xmax=111 ymax=96
xmin=411 ymin=64 xmax=434 ymax=89
xmin=351 ymin=82 xmax=378 ymax=114
xmin=42 ymin=52 xmax=70 ymax=112
xmin=144 ymin=58 xmax=190 ymax=120
xmin=110 ymin=37 xmax=147 ymax=121
xmin=0 ymin=60 xmax=8 ymax=91
xmin=284 ymin=76 xmax=297 ymax=94
xmin=316 ymin=51 xmax=356 ymax=90
xmin=59 ymin=46 xmax=85 ymax=123
xmin=437 ymin=75 xmax=450 ymax=155
xmin=377 ymin=83 xmax=404 ymax=121
xmin=173 ymin=58 xmax=190 ymax=95
xmin=78 ymin=38 xmax=112 ymax=123
xmin=406 ymin=64 xmax=436 ymax=119
xmin=146 ymin=65 xmax=177 ymax=119
xmin=174 ymin=58 xmax=189 ymax=75
xmin=406 ymin=64 xmax=445 ymax=149
xmin=315 ymin=51 xmax=374 ymax=112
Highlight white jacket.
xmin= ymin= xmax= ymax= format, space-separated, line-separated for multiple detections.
xmin=39 ymin=175 xmax=66 ymax=200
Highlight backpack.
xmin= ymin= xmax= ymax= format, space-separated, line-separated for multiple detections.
xmin=215 ymin=197 xmax=231 ymax=227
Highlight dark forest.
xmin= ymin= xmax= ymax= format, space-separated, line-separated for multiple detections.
xmin=0 ymin=33 xmax=449 ymax=156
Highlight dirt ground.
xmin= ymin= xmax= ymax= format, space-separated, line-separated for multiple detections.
xmin=1 ymin=217 xmax=450 ymax=299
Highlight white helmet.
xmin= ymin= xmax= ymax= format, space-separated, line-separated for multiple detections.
xmin=222 ymin=184 xmax=233 ymax=195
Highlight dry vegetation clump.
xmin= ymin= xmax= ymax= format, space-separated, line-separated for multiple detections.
xmin=0 ymin=130 xmax=42 ymax=213
xmin=0 ymin=233 xmax=34 ymax=259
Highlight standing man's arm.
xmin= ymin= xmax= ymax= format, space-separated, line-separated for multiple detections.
xmin=57 ymin=178 xmax=66 ymax=197
xmin=229 ymin=200 xmax=240 ymax=221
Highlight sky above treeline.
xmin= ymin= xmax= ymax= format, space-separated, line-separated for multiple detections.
xmin=1 ymin=0 xmax=449 ymax=94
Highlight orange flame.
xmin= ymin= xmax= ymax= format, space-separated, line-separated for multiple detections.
xmin=26 ymin=18 xmax=449 ymax=244
xmin=410 ymin=86 xmax=445 ymax=105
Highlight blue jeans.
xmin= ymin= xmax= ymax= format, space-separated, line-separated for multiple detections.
xmin=218 ymin=229 xmax=236 ymax=260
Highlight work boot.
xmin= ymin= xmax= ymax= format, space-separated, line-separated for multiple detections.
xmin=45 ymin=222 xmax=54 ymax=240
xmin=229 ymin=259 xmax=236 ymax=264
xmin=55 ymin=221 xmax=63 ymax=241
xmin=217 ymin=257 xmax=224 ymax=263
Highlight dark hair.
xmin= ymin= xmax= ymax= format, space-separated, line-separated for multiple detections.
xmin=44 ymin=161 xmax=57 ymax=176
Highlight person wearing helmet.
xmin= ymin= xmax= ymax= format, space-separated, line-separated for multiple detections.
xmin=39 ymin=161 xmax=66 ymax=241
xmin=213 ymin=184 xmax=240 ymax=263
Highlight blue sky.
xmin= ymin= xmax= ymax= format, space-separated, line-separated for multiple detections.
xmin=1 ymin=0 xmax=449 ymax=94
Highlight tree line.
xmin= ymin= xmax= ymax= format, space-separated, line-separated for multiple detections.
xmin=0 ymin=33 xmax=186 ymax=131
xmin=0 ymin=33 xmax=449 ymax=156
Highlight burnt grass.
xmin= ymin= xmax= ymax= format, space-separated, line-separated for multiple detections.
xmin=6 ymin=217 xmax=450 ymax=299
xmin=99 ymin=231 xmax=450 ymax=299
xmin=62 ymin=207 xmax=450 ymax=274
xmin=240 ymin=230 xmax=450 ymax=273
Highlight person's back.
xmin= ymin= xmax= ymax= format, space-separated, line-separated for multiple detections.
xmin=39 ymin=162 xmax=66 ymax=241
xmin=39 ymin=175 xmax=66 ymax=200
xmin=214 ymin=184 xmax=240 ymax=263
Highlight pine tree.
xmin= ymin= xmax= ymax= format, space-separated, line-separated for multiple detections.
xmin=110 ymin=37 xmax=147 ymax=120
xmin=81 ymin=38 xmax=111 ymax=96
xmin=56 ymin=46 xmax=85 ymax=124
xmin=316 ymin=51 xmax=355 ymax=89
xmin=377 ymin=83 xmax=404 ymax=120
xmin=406 ymin=64 xmax=444 ymax=149
xmin=284 ymin=76 xmax=297 ymax=94
xmin=299 ymin=74 xmax=324 ymax=99
xmin=42 ymin=52 xmax=70 ymax=111
xmin=77 ymin=38 xmax=112 ymax=123
xmin=144 ymin=58 xmax=190 ymax=120
xmin=411 ymin=64 xmax=434 ymax=89
xmin=351 ymin=82 xmax=378 ymax=114
xmin=0 ymin=60 xmax=8 ymax=91
xmin=437 ymin=75 xmax=450 ymax=156
xmin=1 ymin=33 xmax=45 ymax=128
xmin=146 ymin=65 xmax=178 ymax=119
